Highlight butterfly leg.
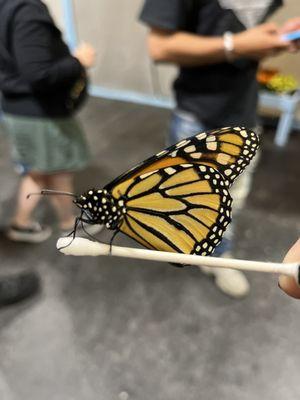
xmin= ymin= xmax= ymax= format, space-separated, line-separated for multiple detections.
xmin=109 ymin=229 xmax=120 ymax=255
xmin=78 ymin=219 xmax=102 ymax=243
xmin=57 ymin=217 xmax=80 ymax=251
xmin=66 ymin=216 xmax=80 ymax=238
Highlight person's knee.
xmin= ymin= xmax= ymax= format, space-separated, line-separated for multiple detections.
xmin=46 ymin=172 xmax=73 ymax=188
xmin=27 ymin=172 xmax=47 ymax=187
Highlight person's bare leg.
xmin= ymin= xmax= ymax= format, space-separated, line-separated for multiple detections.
xmin=46 ymin=172 xmax=104 ymax=237
xmin=12 ymin=173 xmax=46 ymax=227
xmin=46 ymin=173 xmax=76 ymax=230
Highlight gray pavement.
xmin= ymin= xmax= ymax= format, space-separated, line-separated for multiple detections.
xmin=0 ymin=98 xmax=299 ymax=400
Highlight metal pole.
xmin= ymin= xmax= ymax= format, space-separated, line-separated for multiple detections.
xmin=61 ymin=0 xmax=78 ymax=50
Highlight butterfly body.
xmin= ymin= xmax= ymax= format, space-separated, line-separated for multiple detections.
xmin=75 ymin=189 xmax=125 ymax=230
xmin=73 ymin=127 xmax=259 ymax=256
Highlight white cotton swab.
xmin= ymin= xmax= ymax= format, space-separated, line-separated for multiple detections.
xmin=56 ymin=237 xmax=300 ymax=283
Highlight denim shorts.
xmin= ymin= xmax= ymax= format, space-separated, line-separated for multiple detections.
xmin=169 ymin=109 xmax=208 ymax=146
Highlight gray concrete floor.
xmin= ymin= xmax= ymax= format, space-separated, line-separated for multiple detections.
xmin=0 ymin=98 xmax=300 ymax=400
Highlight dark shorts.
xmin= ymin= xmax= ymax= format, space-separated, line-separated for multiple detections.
xmin=4 ymin=114 xmax=90 ymax=175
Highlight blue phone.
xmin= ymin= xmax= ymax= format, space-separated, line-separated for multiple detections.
xmin=282 ymin=30 xmax=300 ymax=42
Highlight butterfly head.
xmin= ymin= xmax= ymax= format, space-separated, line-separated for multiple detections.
xmin=74 ymin=189 xmax=125 ymax=229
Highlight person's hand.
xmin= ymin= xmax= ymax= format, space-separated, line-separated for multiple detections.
xmin=278 ymin=238 xmax=300 ymax=299
xmin=74 ymin=43 xmax=96 ymax=69
xmin=280 ymin=17 xmax=300 ymax=52
xmin=233 ymin=23 xmax=289 ymax=60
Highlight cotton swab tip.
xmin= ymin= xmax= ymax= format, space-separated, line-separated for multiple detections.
xmin=57 ymin=237 xmax=110 ymax=256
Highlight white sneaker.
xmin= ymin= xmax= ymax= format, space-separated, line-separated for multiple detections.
xmin=199 ymin=252 xmax=250 ymax=298
xmin=6 ymin=222 xmax=52 ymax=243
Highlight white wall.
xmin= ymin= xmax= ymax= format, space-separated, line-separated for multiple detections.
xmin=72 ymin=0 xmax=175 ymax=97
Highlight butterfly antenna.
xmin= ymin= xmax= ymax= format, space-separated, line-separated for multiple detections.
xmin=27 ymin=189 xmax=77 ymax=200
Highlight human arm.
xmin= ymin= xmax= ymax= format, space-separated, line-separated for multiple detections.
xmin=12 ymin=5 xmax=84 ymax=93
xmin=73 ymin=43 xmax=96 ymax=69
xmin=278 ymin=239 xmax=300 ymax=299
xmin=147 ymin=23 xmax=289 ymax=67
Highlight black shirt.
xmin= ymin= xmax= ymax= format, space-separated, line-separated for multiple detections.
xmin=0 ymin=0 xmax=85 ymax=117
xmin=140 ymin=0 xmax=282 ymax=128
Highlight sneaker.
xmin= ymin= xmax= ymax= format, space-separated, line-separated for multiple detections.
xmin=0 ymin=271 xmax=40 ymax=307
xmin=61 ymin=223 xmax=104 ymax=238
xmin=6 ymin=222 xmax=52 ymax=243
xmin=199 ymin=252 xmax=250 ymax=298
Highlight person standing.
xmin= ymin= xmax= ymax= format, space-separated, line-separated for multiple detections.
xmin=139 ymin=0 xmax=300 ymax=297
xmin=0 ymin=0 xmax=98 ymax=242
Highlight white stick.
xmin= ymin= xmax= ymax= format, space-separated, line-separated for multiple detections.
xmin=57 ymin=237 xmax=300 ymax=283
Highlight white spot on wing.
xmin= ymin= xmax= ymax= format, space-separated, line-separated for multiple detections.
xmin=184 ymin=145 xmax=196 ymax=153
xmin=165 ymin=167 xmax=177 ymax=175
xmin=140 ymin=171 xmax=156 ymax=179
xmin=196 ymin=132 xmax=207 ymax=140
xmin=176 ymin=139 xmax=189 ymax=149
xmin=156 ymin=150 xmax=167 ymax=157
xmin=190 ymin=152 xmax=202 ymax=159
xmin=207 ymin=142 xmax=217 ymax=151
xmin=206 ymin=135 xmax=216 ymax=143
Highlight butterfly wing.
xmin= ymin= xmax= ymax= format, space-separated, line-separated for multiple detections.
xmin=172 ymin=127 xmax=259 ymax=186
xmin=116 ymin=163 xmax=232 ymax=256
xmin=105 ymin=126 xmax=259 ymax=195
xmin=101 ymin=126 xmax=258 ymax=255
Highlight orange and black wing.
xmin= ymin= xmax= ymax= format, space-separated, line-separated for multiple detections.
xmin=114 ymin=163 xmax=232 ymax=256
xmin=104 ymin=126 xmax=259 ymax=193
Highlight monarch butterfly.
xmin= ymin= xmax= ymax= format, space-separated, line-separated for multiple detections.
xmin=70 ymin=126 xmax=259 ymax=257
